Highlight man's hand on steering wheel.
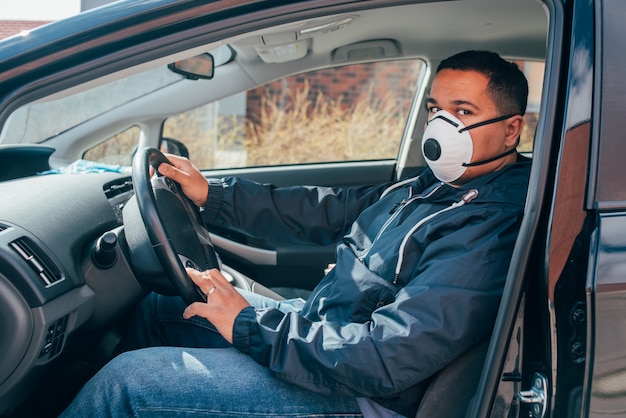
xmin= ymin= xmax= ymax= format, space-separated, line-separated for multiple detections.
xmin=157 ymin=154 xmax=209 ymax=207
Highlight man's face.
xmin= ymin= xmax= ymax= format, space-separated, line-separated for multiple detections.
xmin=426 ymin=69 xmax=522 ymax=184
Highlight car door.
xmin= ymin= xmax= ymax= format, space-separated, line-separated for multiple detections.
xmin=468 ymin=0 xmax=598 ymax=416
xmin=578 ymin=0 xmax=626 ymax=416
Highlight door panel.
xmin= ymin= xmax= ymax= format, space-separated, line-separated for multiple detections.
xmin=203 ymin=160 xmax=398 ymax=290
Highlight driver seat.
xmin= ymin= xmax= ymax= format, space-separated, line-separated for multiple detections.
xmin=414 ymin=337 xmax=490 ymax=417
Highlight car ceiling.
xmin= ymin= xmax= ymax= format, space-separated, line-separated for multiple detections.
xmin=216 ymin=0 xmax=547 ymax=89
xmin=231 ymin=0 xmax=547 ymax=68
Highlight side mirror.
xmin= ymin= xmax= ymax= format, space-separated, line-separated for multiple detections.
xmin=160 ymin=137 xmax=189 ymax=159
xmin=168 ymin=53 xmax=214 ymax=80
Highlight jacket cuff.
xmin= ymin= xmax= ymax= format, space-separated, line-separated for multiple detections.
xmin=232 ymin=306 xmax=257 ymax=354
xmin=203 ymin=178 xmax=224 ymax=217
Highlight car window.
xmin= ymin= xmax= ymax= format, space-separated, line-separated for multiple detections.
xmin=163 ymin=59 xmax=425 ymax=170
xmin=516 ymin=59 xmax=544 ymax=153
xmin=83 ymin=126 xmax=141 ymax=166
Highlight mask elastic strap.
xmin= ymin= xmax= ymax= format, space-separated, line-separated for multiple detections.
xmin=459 ymin=114 xmax=517 ymax=133
xmin=462 ymin=147 xmax=517 ymax=167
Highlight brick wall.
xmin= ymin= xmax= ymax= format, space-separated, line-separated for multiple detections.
xmin=0 ymin=20 xmax=48 ymax=39
xmin=245 ymin=60 xmax=421 ymax=123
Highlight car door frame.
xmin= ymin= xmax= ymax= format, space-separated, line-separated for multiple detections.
xmin=468 ymin=0 xmax=602 ymax=416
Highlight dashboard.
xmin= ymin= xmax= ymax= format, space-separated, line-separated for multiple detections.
xmin=0 ymin=160 xmax=281 ymax=415
xmin=0 ymin=170 xmax=145 ymax=413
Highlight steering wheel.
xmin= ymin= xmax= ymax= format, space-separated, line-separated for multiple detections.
xmin=131 ymin=147 xmax=220 ymax=304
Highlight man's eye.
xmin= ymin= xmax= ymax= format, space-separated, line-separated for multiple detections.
xmin=428 ymin=106 xmax=441 ymax=113
xmin=457 ymin=109 xmax=471 ymax=116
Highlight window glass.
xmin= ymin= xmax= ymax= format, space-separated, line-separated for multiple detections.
xmin=0 ymin=45 xmax=232 ymax=147
xmin=83 ymin=126 xmax=141 ymax=166
xmin=517 ymin=60 xmax=544 ymax=153
xmin=164 ymin=60 xmax=425 ymax=170
xmin=0 ymin=68 xmax=180 ymax=146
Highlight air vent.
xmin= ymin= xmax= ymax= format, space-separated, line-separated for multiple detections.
xmin=0 ymin=223 xmax=8 ymax=233
xmin=104 ymin=178 xmax=134 ymax=223
xmin=10 ymin=237 xmax=63 ymax=287
xmin=103 ymin=178 xmax=133 ymax=199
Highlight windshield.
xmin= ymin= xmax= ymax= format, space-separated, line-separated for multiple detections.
xmin=0 ymin=66 xmax=181 ymax=145
xmin=0 ymin=45 xmax=232 ymax=145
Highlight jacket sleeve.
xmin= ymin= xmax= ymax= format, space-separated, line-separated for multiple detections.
xmin=202 ymin=176 xmax=389 ymax=245
xmin=230 ymin=204 xmax=523 ymax=398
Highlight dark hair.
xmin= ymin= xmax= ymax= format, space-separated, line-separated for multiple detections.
xmin=436 ymin=50 xmax=529 ymax=115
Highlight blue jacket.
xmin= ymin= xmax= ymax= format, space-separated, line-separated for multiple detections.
xmin=203 ymin=159 xmax=531 ymax=416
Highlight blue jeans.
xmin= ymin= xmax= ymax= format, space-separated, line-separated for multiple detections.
xmin=59 ymin=291 xmax=363 ymax=417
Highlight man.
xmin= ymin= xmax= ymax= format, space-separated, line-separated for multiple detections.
xmin=61 ymin=50 xmax=530 ymax=417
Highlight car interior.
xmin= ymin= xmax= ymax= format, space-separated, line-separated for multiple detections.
xmin=0 ymin=0 xmax=553 ymax=416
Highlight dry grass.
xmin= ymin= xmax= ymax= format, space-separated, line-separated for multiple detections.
xmin=242 ymin=82 xmax=404 ymax=167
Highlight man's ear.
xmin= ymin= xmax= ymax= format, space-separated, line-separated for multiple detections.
xmin=505 ymin=115 xmax=524 ymax=147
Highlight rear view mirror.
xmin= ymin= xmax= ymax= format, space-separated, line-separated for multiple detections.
xmin=168 ymin=53 xmax=214 ymax=80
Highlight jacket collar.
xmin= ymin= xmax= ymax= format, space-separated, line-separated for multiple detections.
xmin=412 ymin=156 xmax=531 ymax=204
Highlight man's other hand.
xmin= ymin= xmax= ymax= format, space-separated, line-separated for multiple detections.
xmin=158 ymin=154 xmax=209 ymax=207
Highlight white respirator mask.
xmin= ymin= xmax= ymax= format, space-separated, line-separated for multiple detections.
xmin=421 ymin=110 xmax=517 ymax=183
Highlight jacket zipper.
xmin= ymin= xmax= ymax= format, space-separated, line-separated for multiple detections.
xmin=358 ymin=182 xmax=444 ymax=262
xmin=392 ymin=189 xmax=479 ymax=284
